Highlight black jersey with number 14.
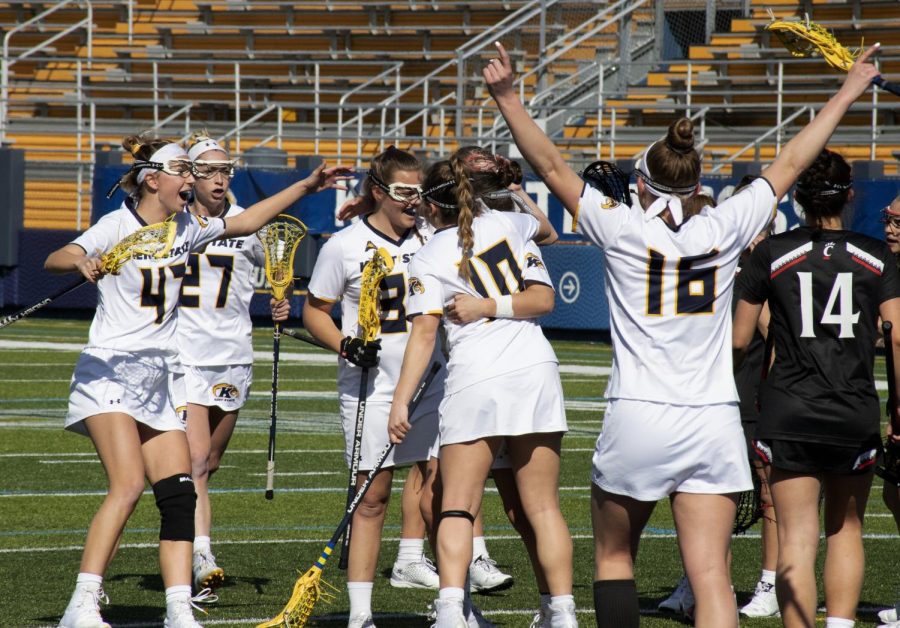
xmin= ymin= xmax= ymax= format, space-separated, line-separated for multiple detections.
xmin=739 ymin=227 xmax=900 ymax=446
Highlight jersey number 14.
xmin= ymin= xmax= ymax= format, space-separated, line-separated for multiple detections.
xmin=798 ymin=272 xmax=859 ymax=338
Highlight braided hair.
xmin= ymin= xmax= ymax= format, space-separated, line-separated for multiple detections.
xmin=795 ymin=148 xmax=852 ymax=232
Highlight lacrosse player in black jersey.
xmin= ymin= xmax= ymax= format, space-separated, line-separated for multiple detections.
xmin=735 ymin=149 xmax=900 ymax=628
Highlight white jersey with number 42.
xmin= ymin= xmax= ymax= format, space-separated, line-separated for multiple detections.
xmin=176 ymin=204 xmax=266 ymax=366
xmin=71 ymin=206 xmax=226 ymax=355
xmin=574 ymin=177 xmax=776 ymax=405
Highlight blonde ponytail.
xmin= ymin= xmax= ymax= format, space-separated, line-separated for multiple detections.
xmin=451 ymin=155 xmax=475 ymax=281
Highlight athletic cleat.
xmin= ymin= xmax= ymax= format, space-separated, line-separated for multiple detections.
xmin=430 ymin=599 xmax=468 ymax=628
xmin=390 ymin=557 xmax=439 ymax=590
xmin=657 ymin=575 xmax=694 ymax=618
xmin=880 ymin=608 xmax=899 ymax=624
xmin=739 ymin=580 xmax=780 ymax=618
xmin=529 ymin=609 xmax=551 ymax=628
xmin=466 ymin=603 xmax=496 ymax=628
xmin=58 ymin=586 xmax=111 ymax=628
xmin=469 ymin=555 xmax=513 ymax=593
xmin=162 ymin=601 xmax=203 ymax=628
xmin=193 ymin=550 xmax=224 ymax=591
xmin=879 ymin=622 xmax=900 ymax=628
xmin=347 ymin=612 xmax=376 ymax=628
xmin=548 ymin=599 xmax=578 ymax=628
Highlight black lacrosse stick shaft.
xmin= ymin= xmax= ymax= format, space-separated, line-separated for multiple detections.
xmin=339 ymin=366 xmax=370 ymax=569
xmin=873 ymin=76 xmax=900 ymax=98
xmin=282 ymin=327 xmax=334 ymax=352
xmin=0 ymin=278 xmax=88 ymax=330
xmin=265 ymin=322 xmax=283 ymax=500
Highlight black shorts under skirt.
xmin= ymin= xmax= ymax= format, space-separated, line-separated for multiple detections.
xmin=753 ymin=437 xmax=883 ymax=475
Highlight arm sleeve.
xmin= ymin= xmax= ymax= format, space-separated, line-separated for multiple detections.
xmin=522 ymin=242 xmax=553 ymax=289
xmin=879 ymin=246 xmax=900 ymax=304
xmin=406 ymin=258 xmax=444 ymax=319
xmin=573 ymin=184 xmax=630 ymax=248
xmin=306 ymin=235 xmax=346 ymax=302
xmin=70 ymin=214 xmax=119 ymax=256
xmin=738 ymin=240 xmax=772 ymax=304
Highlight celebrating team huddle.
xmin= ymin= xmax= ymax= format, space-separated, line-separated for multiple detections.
xmin=37 ymin=37 xmax=900 ymax=628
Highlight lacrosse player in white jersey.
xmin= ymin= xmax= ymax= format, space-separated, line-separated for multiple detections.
xmin=388 ymin=157 xmax=577 ymax=628
xmin=484 ymin=39 xmax=884 ymax=628
xmin=46 ymin=132 xmax=351 ymax=628
xmin=176 ymin=132 xmax=290 ymax=593
xmin=304 ymin=146 xmax=447 ymax=628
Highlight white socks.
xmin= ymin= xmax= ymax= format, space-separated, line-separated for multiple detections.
xmin=348 ymin=581 xmax=373 ymax=618
xmin=472 ymin=536 xmax=488 ymax=561
xmin=396 ymin=538 xmax=424 ymax=566
xmin=165 ymin=584 xmax=192 ymax=616
xmin=825 ymin=618 xmax=854 ymax=628
xmin=760 ymin=569 xmax=776 ymax=585
xmin=437 ymin=587 xmax=465 ymax=622
xmin=193 ymin=535 xmax=211 ymax=555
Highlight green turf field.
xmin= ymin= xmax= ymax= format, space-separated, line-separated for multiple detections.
xmin=0 ymin=318 xmax=897 ymax=627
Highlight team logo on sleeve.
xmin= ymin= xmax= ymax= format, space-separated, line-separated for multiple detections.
xmin=212 ymin=383 xmax=240 ymax=402
xmin=408 ymin=277 xmax=425 ymax=296
xmin=525 ymin=253 xmax=545 ymax=269
xmin=601 ymin=197 xmax=618 ymax=209
xmin=176 ymin=405 xmax=187 ymax=426
xmin=195 ymin=215 xmax=210 ymax=228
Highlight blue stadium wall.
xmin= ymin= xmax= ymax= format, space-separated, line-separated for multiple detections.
xmin=2 ymin=167 xmax=897 ymax=331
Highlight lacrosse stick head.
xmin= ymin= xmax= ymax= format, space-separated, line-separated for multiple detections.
xmin=766 ymin=16 xmax=859 ymax=72
xmin=732 ymin=468 xmax=764 ymax=535
xmin=581 ymin=160 xmax=632 ymax=207
xmin=101 ymin=217 xmax=177 ymax=274
xmin=875 ymin=439 xmax=900 ymax=485
xmin=256 ymin=564 xmax=338 ymax=628
xmin=357 ymin=245 xmax=394 ymax=342
xmin=258 ymin=214 xmax=309 ymax=301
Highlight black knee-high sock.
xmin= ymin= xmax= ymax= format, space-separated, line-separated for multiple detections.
xmin=594 ymin=579 xmax=639 ymax=628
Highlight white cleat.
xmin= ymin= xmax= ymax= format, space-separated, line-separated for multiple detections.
xmin=548 ymin=599 xmax=578 ymax=628
xmin=163 ymin=589 xmax=216 ymax=628
xmin=880 ymin=608 xmax=899 ymax=624
xmin=657 ymin=575 xmax=694 ymax=619
xmin=347 ymin=612 xmax=376 ymax=628
xmin=390 ymin=557 xmax=440 ymax=590
xmin=192 ymin=550 xmax=224 ymax=592
xmin=739 ymin=579 xmax=780 ymax=618
xmin=430 ymin=599 xmax=468 ymax=628
xmin=58 ymin=586 xmax=111 ymax=628
xmin=469 ymin=555 xmax=513 ymax=593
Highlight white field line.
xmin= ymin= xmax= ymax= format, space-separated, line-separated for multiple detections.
xmin=0 ymin=448 xmax=344 ymax=458
xmin=248 ymin=471 xmax=341 ymax=477
xmin=2 ymin=530 xmax=898 ymax=556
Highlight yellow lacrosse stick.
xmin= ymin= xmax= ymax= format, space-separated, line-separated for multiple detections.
xmin=357 ymin=245 xmax=395 ymax=341
xmin=1 ymin=218 xmax=177 ymax=330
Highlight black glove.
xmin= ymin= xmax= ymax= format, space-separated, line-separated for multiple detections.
xmin=340 ymin=337 xmax=381 ymax=368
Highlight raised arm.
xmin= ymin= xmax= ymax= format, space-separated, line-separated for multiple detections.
xmin=484 ymin=42 xmax=585 ymax=215
xmin=512 ymin=185 xmax=558 ymax=245
xmin=763 ymin=44 xmax=881 ymax=199
xmin=223 ymin=162 xmax=353 ymax=238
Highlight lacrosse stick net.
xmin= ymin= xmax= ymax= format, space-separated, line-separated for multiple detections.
xmin=357 ymin=246 xmax=394 ymax=341
xmin=258 ymin=215 xmax=309 ymax=300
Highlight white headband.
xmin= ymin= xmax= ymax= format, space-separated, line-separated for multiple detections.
xmin=137 ymin=143 xmax=189 ymax=184
xmin=634 ymin=140 xmax=698 ymax=227
xmin=188 ymin=138 xmax=227 ymax=161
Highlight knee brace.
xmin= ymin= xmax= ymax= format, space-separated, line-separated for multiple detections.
xmin=152 ymin=474 xmax=196 ymax=542
xmin=440 ymin=509 xmax=475 ymax=524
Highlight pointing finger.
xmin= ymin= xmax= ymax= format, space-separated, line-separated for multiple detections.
xmin=856 ymin=42 xmax=881 ymax=64
xmin=494 ymin=41 xmax=511 ymax=70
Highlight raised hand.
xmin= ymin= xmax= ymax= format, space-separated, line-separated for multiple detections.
xmin=482 ymin=41 xmax=516 ymax=104
xmin=337 ymin=194 xmax=374 ymax=221
xmin=841 ymin=43 xmax=882 ymax=100
xmin=303 ymin=162 xmax=355 ymax=195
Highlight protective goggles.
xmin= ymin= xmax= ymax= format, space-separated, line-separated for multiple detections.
xmin=105 ymin=159 xmax=195 ymax=198
xmin=368 ymin=170 xmax=422 ymax=203
xmin=881 ymin=207 xmax=900 ymax=229
xmin=193 ymin=159 xmax=236 ymax=179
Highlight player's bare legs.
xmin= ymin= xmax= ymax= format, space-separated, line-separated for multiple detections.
xmin=139 ymin=424 xmax=194 ymax=589
xmin=822 ymin=472 xmax=872 ymax=620
xmin=754 ymin=460 xmax=779 ymax=571
xmin=347 ymin=468 xmax=394 ymax=582
xmin=400 ymin=462 xmax=428 ymax=539
xmin=187 ymin=404 xmax=237 ymax=539
xmin=420 ymin=457 xmax=440 ymax=548
xmin=884 ymin=479 xmax=900 ymax=534
xmin=670 ymin=492 xmax=739 ymax=628
xmin=493 ymin=468 xmax=548 ymax=592
xmin=80 ymin=413 xmax=148 ymax=575
xmin=769 ymin=470 xmax=822 ymax=628
xmin=436 ymin=439 xmax=498 ymax=588
xmin=507 ymin=433 xmax=572 ymax=595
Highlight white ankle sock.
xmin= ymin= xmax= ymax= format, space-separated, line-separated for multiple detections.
xmin=550 ymin=594 xmax=574 ymax=608
xmin=193 ymin=535 xmax=211 ymax=555
xmin=165 ymin=584 xmax=192 ymax=615
xmin=439 ymin=587 xmax=465 ymax=603
xmin=760 ymin=569 xmax=776 ymax=585
xmin=472 ymin=536 xmax=488 ymax=561
xmin=348 ymin=581 xmax=373 ymax=618
xmin=825 ymin=618 xmax=854 ymax=628
xmin=396 ymin=538 xmax=424 ymax=565
xmin=75 ymin=573 xmax=103 ymax=589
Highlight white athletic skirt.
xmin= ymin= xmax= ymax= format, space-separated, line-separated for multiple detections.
xmin=591 ymin=398 xmax=752 ymax=501
xmin=66 ymin=347 xmax=186 ymax=436
xmin=339 ymin=386 xmax=441 ymax=471
xmin=183 ymin=363 xmax=253 ymax=411
xmin=438 ymin=361 xmax=567 ymax=447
